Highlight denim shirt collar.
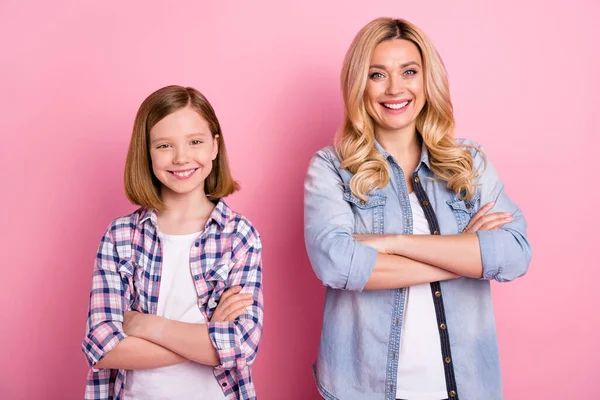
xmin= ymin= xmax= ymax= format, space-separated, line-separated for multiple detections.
xmin=374 ymin=139 xmax=431 ymax=173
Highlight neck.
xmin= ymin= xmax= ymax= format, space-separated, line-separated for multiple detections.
xmin=375 ymin=126 xmax=422 ymax=168
xmin=158 ymin=187 xmax=215 ymax=221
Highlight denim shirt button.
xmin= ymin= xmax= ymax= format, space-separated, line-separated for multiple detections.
xmin=414 ymin=176 xmax=420 ymax=183
xmin=435 ymin=291 xmax=441 ymax=297
xmin=440 ymin=323 xmax=447 ymax=330
xmin=422 ymin=200 xmax=429 ymax=206
xmin=449 ymin=390 xmax=457 ymax=397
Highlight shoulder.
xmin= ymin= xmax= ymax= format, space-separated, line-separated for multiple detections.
xmin=310 ymin=145 xmax=341 ymax=166
xmin=104 ymin=208 xmax=146 ymax=238
xmin=220 ymin=205 xmax=261 ymax=249
xmin=455 ymin=137 xmax=486 ymax=171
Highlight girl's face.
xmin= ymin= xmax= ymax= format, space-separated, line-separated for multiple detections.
xmin=149 ymin=106 xmax=218 ymax=198
xmin=364 ymin=39 xmax=426 ymax=137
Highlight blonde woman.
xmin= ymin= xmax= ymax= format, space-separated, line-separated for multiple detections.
xmin=304 ymin=18 xmax=531 ymax=400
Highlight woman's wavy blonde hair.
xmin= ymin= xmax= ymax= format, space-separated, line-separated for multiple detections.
xmin=337 ymin=17 xmax=481 ymax=201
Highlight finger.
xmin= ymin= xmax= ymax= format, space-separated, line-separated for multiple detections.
xmin=223 ymin=309 xmax=247 ymax=322
xmin=470 ymin=212 xmax=510 ymax=231
xmin=464 ymin=204 xmax=492 ymax=231
xmin=478 ymin=213 xmax=512 ymax=228
xmin=219 ymin=296 xmax=253 ymax=316
xmin=480 ymin=220 xmax=507 ymax=231
xmin=220 ymin=297 xmax=254 ymax=317
xmin=485 ymin=215 xmax=513 ymax=229
xmin=223 ymin=300 xmax=254 ymax=321
xmin=470 ymin=202 xmax=495 ymax=221
xmin=219 ymin=286 xmax=243 ymax=302
xmin=217 ymin=293 xmax=253 ymax=313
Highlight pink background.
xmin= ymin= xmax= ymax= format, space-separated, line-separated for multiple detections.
xmin=1 ymin=1 xmax=599 ymax=399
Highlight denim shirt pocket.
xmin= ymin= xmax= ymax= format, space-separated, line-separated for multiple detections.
xmin=343 ymin=190 xmax=387 ymax=234
xmin=202 ymin=261 xmax=234 ymax=317
xmin=446 ymin=194 xmax=480 ymax=233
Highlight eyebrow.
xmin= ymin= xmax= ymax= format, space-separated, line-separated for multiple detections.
xmin=369 ymin=61 xmax=421 ymax=69
xmin=151 ymin=132 xmax=211 ymax=144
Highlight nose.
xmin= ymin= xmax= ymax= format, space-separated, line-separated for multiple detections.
xmin=385 ymin=75 xmax=404 ymax=96
xmin=172 ymin=145 xmax=191 ymax=164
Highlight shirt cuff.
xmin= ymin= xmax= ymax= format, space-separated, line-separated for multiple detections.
xmin=346 ymin=241 xmax=379 ymax=291
xmin=82 ymin=321 xmax=127 ymax=371
xmin=208 ymin=321 xmax=245 ymax=370
xmin=476 ymin=230 xmax=504 ymax=280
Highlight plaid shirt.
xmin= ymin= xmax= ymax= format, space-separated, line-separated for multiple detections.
xmin=81 ymin=200 xmax=263 ymax=400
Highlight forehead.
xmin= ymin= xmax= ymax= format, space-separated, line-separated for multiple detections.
xmin=150 ymin=107 xmax=211 ymax=138
xmin=370 ymin=39 xmax=422 ymax=66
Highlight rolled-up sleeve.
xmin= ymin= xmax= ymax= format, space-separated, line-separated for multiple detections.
xmin=303 ymin=149 xmax=378 ymax=291
xmin=473 ymin=146 xmax=532 ymax=282
xmin=208 ymin=235 xmax=263 ymax=370
xmin=81 ymin=228 xmax=130 ymax=370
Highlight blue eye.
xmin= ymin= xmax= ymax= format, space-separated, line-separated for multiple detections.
xmin=369 ymin=72 xmax=385 ymax=79
xmin=404 ymin=69 xmax=417 ymax=76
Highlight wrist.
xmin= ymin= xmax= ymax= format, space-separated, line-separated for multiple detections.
xmin=391 ymin=234 xmax=406 ymax=255
xmin=141 ymin=314 xmax=166 ymax=343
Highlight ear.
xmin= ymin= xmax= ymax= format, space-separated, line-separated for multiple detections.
xmin=212 ymin=134 xmax=219 ymax=161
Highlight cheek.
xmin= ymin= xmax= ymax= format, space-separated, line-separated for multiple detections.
xmin=364 ymin=88 xmax=381 ymax=117
xmin=365 ymin=83 xmax=383 ymax=104
xmin=149 ymin=152 xmax=168 ymax=172
xmin=411 ymin=79 xmax=425 ymax=101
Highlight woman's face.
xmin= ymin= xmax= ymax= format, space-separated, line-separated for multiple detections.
xmin=365 ymin=39 xmax=426 ymax=137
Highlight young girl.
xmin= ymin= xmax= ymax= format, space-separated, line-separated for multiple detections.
xmin=82 ymin=85 xmax=263 ymax=400
xmin=304 ymin=18 xmax=531 ymax=400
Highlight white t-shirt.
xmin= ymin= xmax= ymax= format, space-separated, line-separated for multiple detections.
xmin=395 ymin=193 xmax=447 ymax=400
xmin=125 ymin=231 xmax=225 ymax=400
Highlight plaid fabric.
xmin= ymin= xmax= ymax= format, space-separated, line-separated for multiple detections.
xmin=82 ymin=200 xmax=263 ymax=400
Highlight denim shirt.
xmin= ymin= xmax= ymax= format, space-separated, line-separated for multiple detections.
xmin=303 ymin=139 xmax=531 ymax=400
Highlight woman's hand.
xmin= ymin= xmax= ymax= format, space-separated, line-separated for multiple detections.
xmin=462 ymin=202 xmax=513 ymax=233
xmin=210 ymin=286 xmax=254 ymax=323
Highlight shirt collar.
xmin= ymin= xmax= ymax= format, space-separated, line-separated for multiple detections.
xmin=374 ymin=138 xmax=431 ymax=172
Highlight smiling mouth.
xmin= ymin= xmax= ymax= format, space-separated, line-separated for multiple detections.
xmin=382 ymin=100 xmax=411 ymax=110
xmin=169 ymin=168 xmax=198 ymax=178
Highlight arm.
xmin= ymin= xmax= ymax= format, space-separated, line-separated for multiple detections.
xmin=364 ymin=253 xmax=459 ymax=290
xmin=304 ymin=149 xmax=456 ymax=291
xmin=361 ymin=145 xmax=532 ymax=282
xmin=385 ymin=233 xmax=484 ymax=279
xmin=95 ymin=336 xmax=186 ymax=370
xmin=81 ymin=227 xmax=185 ymax=371
xmin=126 ymin=317 xmax=220 ymax=366
xmin=126 ymin=234 xmax=264 ymax=370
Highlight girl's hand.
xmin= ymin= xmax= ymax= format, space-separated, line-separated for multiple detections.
xmin=123 ymin=310 xmax=154 ymax=338
xmin=210 ymin=286 xmax=254 ymax=323
xmin=462 ymin=202 xmax=513 ymax=233
xmin=353 ymin=234 xmax=399 ymax=254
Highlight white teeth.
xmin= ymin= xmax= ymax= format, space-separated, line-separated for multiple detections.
xmin=173 ymin=169 xmax=196 ymax=177
xmin=383 ymin=101 xmax=409 ymax=110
